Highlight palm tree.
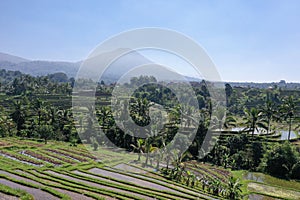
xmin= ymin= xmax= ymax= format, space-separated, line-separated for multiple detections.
xmin=130 ymin=139 xmax=144 ymax=161
xmin=226 ymin=177 xmax=242 ymax=200
xmin=161 ymin=137 xmax=173 ymax=169
xmin=280 ymin=96 xmax=297 ymax=140
xmin=150 ymin=145 xmax=161 ymax=170
xmin=261 ymin=100 xmax=277 ymax=135
xmin=33 ymin=98 xmax=46 ymax=125
xmin=224 ymin=115 xmax=237 ymax=129
xmin=10 ymin=100 xmax=27 ymax=136
xmin=144 ymin=137 xmax=152 ymax=166
xmin=243 ymin=108 xmax=266 ymax=140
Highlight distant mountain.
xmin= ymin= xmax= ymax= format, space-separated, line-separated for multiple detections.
xmin=0 ymin=52 xmax=29 ymax=63
xmin=79 ymin=48 xmax=198 ymax=84
xmin=0 ymin=52 xmax=80 ymax=77
xmin=0 ymin=52 xmax=298 ymax=89
xmin=0 ymin=52 xmax=210 ymax=84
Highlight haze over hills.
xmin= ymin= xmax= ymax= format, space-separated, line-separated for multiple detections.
xmin=0 ymin=52 xmax=80 ymax=77
xmin=0 ymin=52 xmax=299 ymax=89
xmin=0 ymin=52 xmax=30 ymax=63
xmin=0 ymin=51 xmax=187 ymax=83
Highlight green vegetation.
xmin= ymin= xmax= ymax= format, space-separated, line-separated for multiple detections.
xmin=0 ymin=183 xmax=34 ymax=200
xmin=0 ymin=71 xmax=299 ymax=199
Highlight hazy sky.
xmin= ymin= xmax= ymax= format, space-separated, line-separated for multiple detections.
xmin=0 ymin=0 xmax=299 ymax=82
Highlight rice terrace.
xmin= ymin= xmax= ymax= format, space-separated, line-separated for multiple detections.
xmin=0 ymin=72 xmax=299 ymax=200
xmin=1 ymin=1 xmax=300 ymax=200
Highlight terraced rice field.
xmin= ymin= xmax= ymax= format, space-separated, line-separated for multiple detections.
xmin=0 ymin=138 xmax=220 ymax=200
xmin=1 ymin=138 xmax=297 ymax=200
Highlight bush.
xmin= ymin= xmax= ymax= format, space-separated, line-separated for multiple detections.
xmin=261 ymin=142 xmax=299 ymax=178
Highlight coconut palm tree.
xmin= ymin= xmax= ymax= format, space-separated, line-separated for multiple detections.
xmin=280 ymin=96 xmax=297 ymax=140
xmin=143 ymin=132 xmax=153 ymax=166
xmin=10 ymin=100 xmax=27 ymax=136
xmin=261 ymin=100 xmax=277 ymax=135
xmin=130 ymin=139 xmax=144 ymax=161
xmin=33 ymin=98 xmax=46 ymax=125
xmin=224 ymin=115 xmax=237 ymax=129
xmin=243 ymin=108 xmax=266 ymax=140
xmin=150 ymin=145 xmax=161 ymax=170
xmin=161 ymin=137 xmax=173 ymax=169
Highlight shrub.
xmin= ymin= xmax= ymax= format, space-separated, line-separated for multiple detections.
xmin=261 ymin=141 xmax=299 ymax=178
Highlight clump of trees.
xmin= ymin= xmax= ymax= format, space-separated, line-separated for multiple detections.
xmin=0 ymin=71 xmax=79 ymax=144
xmin=260 ymin=141 xmax=300 ymax=179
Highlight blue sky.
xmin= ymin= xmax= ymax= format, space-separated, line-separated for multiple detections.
xmin=0 ymin=0 xmax=299 ymax=82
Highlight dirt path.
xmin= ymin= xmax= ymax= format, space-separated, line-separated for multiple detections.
xmin=0 ymin=178 xmax=58 ymax=200
xmin=46 ymin=170 xmax=150 ymax=200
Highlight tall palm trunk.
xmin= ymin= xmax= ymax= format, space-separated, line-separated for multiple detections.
xmin=288 ymin=116 xmax=292 ymax=141
xmin=267 ymin=118 xmax=271 ymax=135
xmin=145 ymin=139 xmax=150 ymax=166
xmin=166 ymin=157 xmax=170 ymax=169
xmin=156 ymin=154 xmax=160 ymax=170
xmin=252 ymin=121 xmax=255 ymax=141
xmin=138 ymin=153 xmax=141 ymax=161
